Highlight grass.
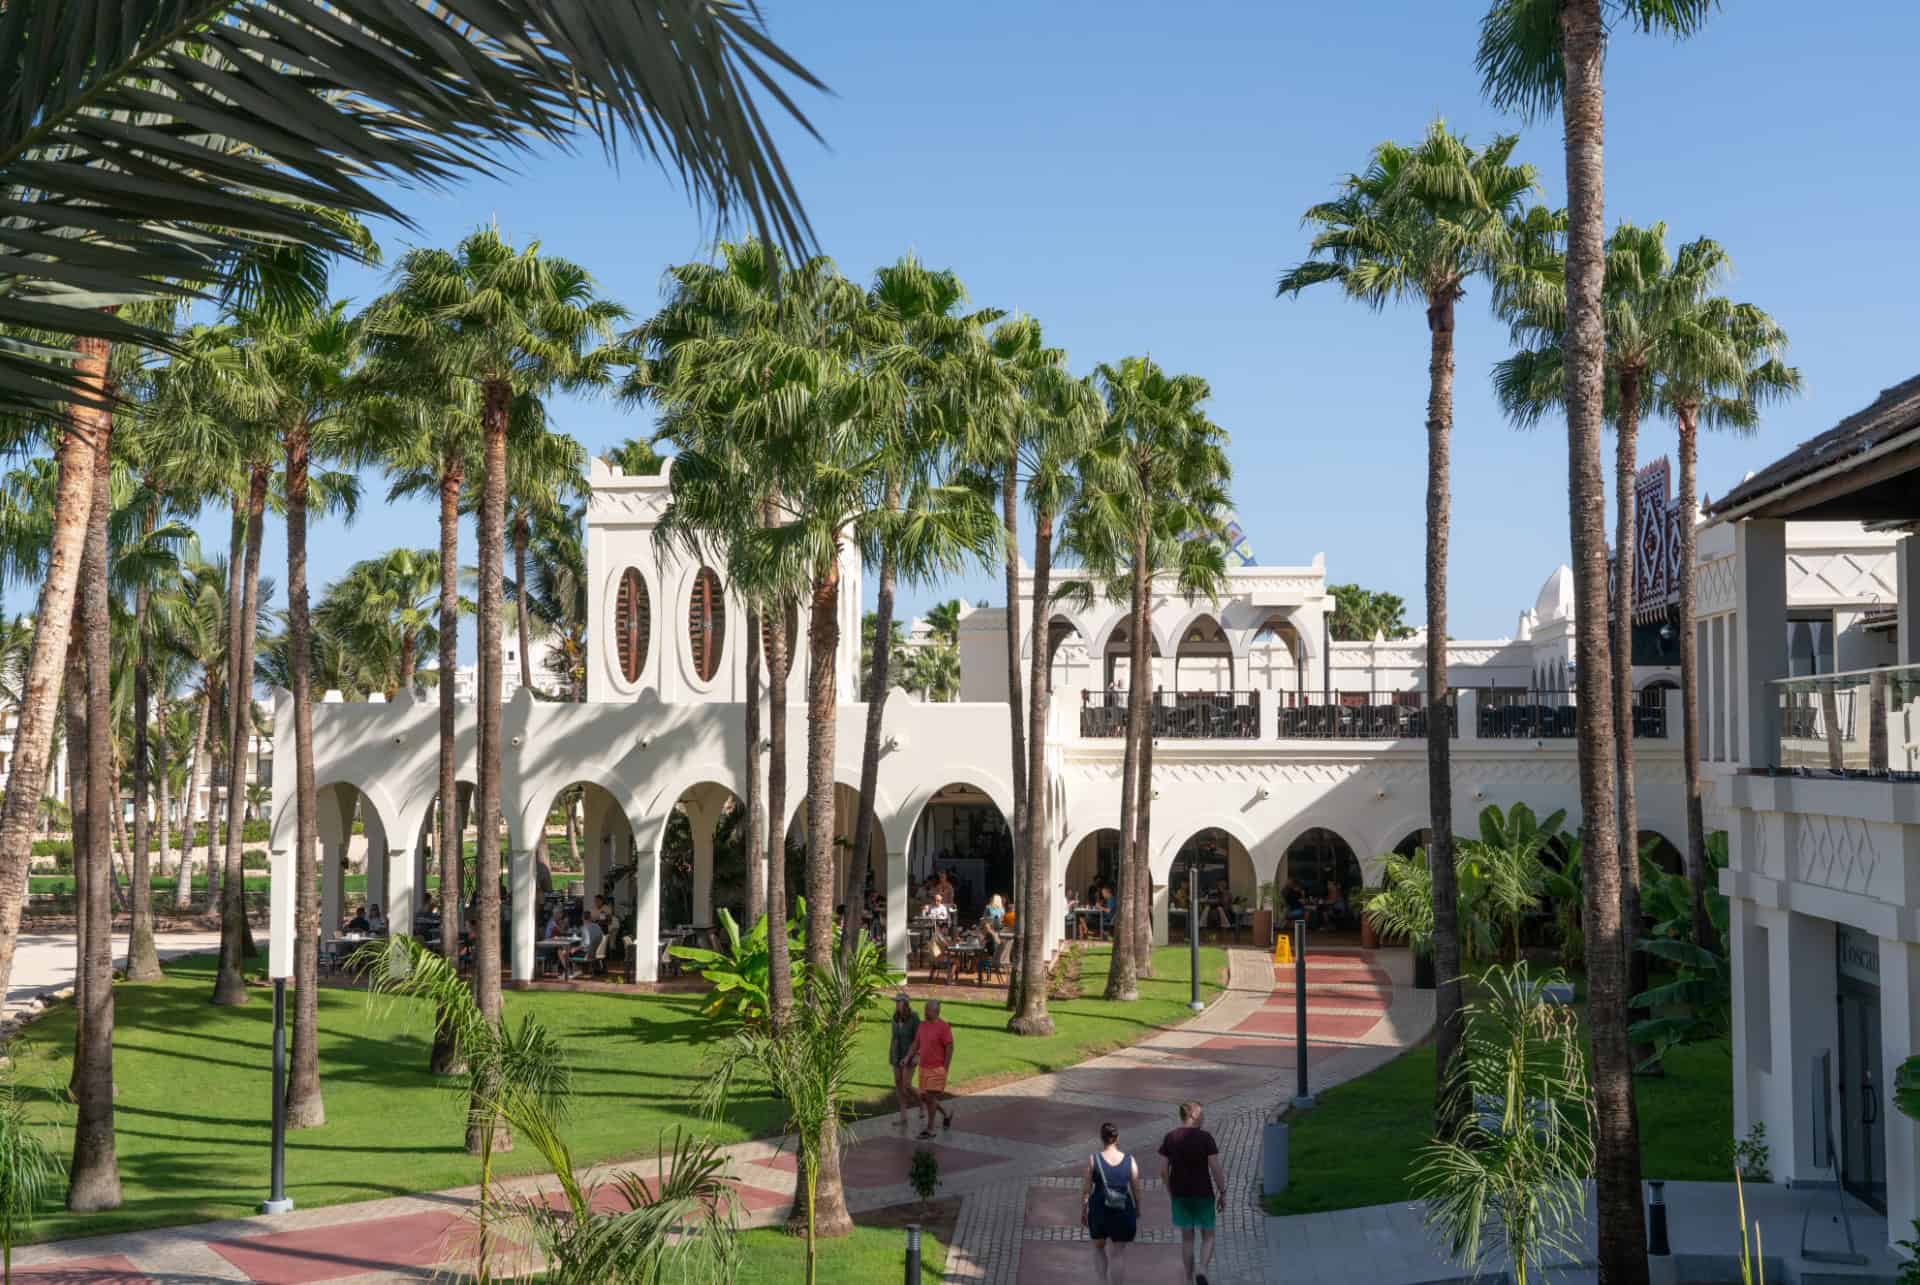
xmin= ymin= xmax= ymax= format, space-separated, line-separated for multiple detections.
xmin=26 ymin=873 xmax=587 ymax=897
xmin=1263 ymin=1036 xmax=1734 ymax=1215
xmin=732 ymin=1200 xmax=953 ymax=1283
xmin=10 ymin=943 xmax=1222 ymax=1243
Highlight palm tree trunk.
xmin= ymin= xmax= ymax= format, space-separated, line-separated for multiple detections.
xmin=467 ymin=385 xmax=509 ymax=1156
xmin=1011 ymin=508 xmax=1059 ymax=1035
xmin=1425 ymin=293 xmax=1464 ymax=1132
xmin=176 ymin=690 xmax=210 ymax=910
xmin=109 ymin=752 xmax=132 ymax=913
xmin=1132 ymin=690 xmax=1156 ymax=973
xmin=284 ymin=425 xmax=326 ymax=1128
xmin=432 ymin=455 xmax=465 ymax=1077
xmin=843 ymin=485 xmax=899 ymax=967
xmin=1675 ymin=413 xmax=1714 ymax=948
xmin=1562 ymin=2 xmax=1647 ymax=1275
xmin=154 ymin=692 xmax=171 ymax=910
xmin=0 ymin=342 xmax=106 ymax=1009
xmin=1104 ymin=530 xmax=1149 ymax=1004
xmin=765 ymin=600 xmax=794 ymax=1032
xmin=65 ymin=640 xmax=86 ymax=1098
xmin=514 ymin=514 xmax=533 ymax=694
xmin=69 ymin=411 xmax=121 ymax=1211
xmin=1001 ymin=453 xmax=1028 ymax=998
xmin=1612 ymin=375 xmax=1653 ymax=1070
xmin=214 ymin=467 xmax=268 ymax=1005
xmin=127 ymin=530 xmax=162 ymax=980
xmin=744 ymin=604 xmax=767 ymax=927
xmin=801 ymin=556 xmax=852 ymax=1239
xmin=399 ymin=631 xmax=416 ymax=699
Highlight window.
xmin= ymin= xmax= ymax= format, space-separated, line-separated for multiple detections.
xmin=688 ymin=567 xmax=726 ymax=682
xmin=613 ymin=569 xmax=649 ymax=684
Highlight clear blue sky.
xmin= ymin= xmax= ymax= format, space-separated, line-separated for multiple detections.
xmin=230 ymin=0 xmax=1920 ymax=651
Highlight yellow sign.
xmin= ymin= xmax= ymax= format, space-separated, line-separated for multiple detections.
xmin=1274 ymin=935 xmax=1292 ymax=965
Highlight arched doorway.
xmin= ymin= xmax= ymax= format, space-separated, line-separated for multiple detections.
xmin=1284 ymin=827 xmax=1362 ymax=899
xmin=1173 ymin=614 xmax=1233 ymax=691
xmin=1167 ymin=827 xmax=1255 ymax=943
xmin=311 ymin=781 xmax=398 ymax=941
xmin=658 ymin=782 xmax=747 ymax=931
xmin=1102 ymin=616 xmax=1162 ymax=693
xmin=1251 ymin=611 xmax=1310 ymax=697
xmin=906 ymin=782 xmax=1012 ymax=923
xmin=785 ymin=782 xmax=889 ymax=917
xmin=1047 ymin=614 xmax=1088 ymax=694
xmin=1063 ymin=827 xmax=1122 ymax=940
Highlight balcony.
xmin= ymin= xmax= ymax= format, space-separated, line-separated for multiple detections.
xmin=1275 ymin=692 xmax=1452 ymax=740
xmin=1079 ymin=690 xmax=1260 ymax=739
xmin=1770 ymin=662 xmax=1920 ymax=781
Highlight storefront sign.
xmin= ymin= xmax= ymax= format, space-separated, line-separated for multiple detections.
xmin=1838 ymin=928 xmax=1881 ymax=988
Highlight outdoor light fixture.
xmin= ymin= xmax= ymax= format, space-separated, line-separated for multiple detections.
xmin=637 ymin=734 xmax=652 ymax=751
xmin=510 ymin=735 xmax=522 ymax=748
xmin=1375 ymin=788 xmax=1387 ymax=800
xmin=1256 ymin=785 xmax=1272 ymax=801
xmin=884 ymin=734 xmax=903 ymax=753
xmin=1659 ymin=622 xmax=1676 ymax=642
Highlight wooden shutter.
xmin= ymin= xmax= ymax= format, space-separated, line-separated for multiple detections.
xmin=689 ymin=567 xmax=727 ymax=682
xmin=614 ymin=569 xmax=650 ymax=684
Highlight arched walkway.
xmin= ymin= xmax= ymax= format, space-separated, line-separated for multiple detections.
xmin=1172 ymin=613 xmax=1233 ymax=691
xmin=1284 ymin=826 xmax=1363 ymax=899
xmin=523 ymin=780 xmax=635 ymax=980
xmin=297 ymin=782 xmax=400 ymax=979
xmin=1045 ymin=614 xmax=1089 ymax=695
xmin=1061 ymin=827 xmax=1122 ymax=942
xmin=903 ymin=781 xmax=1012 ymax=923
xmin=1166 ymin=827 xmax=1255 ymax=943
xmin=658 ymin=781 xmax=747 ymax=934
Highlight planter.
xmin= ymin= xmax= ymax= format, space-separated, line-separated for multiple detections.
xmin=1359 ymin=917 xmax=1379 ymax=950
xmin=1252 ymin=908 xmax=1274 ymax=948
xmin=1412 ymin=950 xmax=1436 ymax=990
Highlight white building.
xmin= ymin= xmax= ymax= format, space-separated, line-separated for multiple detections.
xmin=1702 ymin=374 xmax=1920 ymax=1245
xmin=271 ymin=453 xmax=1703 ymax=997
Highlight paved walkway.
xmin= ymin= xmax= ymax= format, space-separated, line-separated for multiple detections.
xmin=7 ymin=929 xmax=223 ymax=1016
xmin=8 ymin=941 xmax=1431 ymax=1283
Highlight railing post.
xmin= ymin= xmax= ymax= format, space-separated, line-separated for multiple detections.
xmin=1458 ymin=689 xmax=1480 ymax=743
xmin=1261 ymin=688 xmax=1279 ymax=741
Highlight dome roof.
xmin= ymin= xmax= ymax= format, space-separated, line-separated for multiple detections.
xmin=1533 ymin=565 xmax=1575 ymax=623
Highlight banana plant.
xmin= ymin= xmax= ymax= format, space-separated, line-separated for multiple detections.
xmin=669 ymin=901 xmax=812 ymax=1026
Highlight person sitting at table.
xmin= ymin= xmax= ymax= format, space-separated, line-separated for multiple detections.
xmin=1321 ymin=882 xmax=1351 ymax=930
xmin=1201 ymin=887 xmax=1233 ymax=932
xmin=1281 ymin=878 xmax=1308 ymax=925
xmin=421 ymin=893 xmax=437 ymax=915
xmin=366 ymin=904 xmax=387 ymax=935
xmin=591 ymin=895 xmax=613 ymax=932
xmin=543 ymin=905 xmax=567 ymax=941
xmin=571 ymin=911 xmax=605 ymax=975
xmin=925 ymin=891 xmax=952 ymax=928
xmin=984 ymin=894 xmax=1006 ymax=927
xmin=1172 ymin=883 xmax=1190 ymax=911
xmin=343 ymin=904 xmax=370 ymax=934
xmin=1100 ymin=885 xmax=1116 ymax=935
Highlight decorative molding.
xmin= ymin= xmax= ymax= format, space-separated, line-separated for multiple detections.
xmin=1791 ymin=812 xmax=1880 ymax=895
xmin=1786 ymin=551 xmax=1897 ymax=607
xmin=1695 ymin=557 xmax=1737 ymax=617
xmin=588 ymin=488 xmax=670 ymax=525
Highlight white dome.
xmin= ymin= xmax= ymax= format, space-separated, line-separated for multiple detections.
xmin=1532 ymin=565 xmax=1575 ymax=623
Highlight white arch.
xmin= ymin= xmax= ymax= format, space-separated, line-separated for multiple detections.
xmin=885 ymin=770 xmax=1009 ymax=857
xmin=1150 ymin=813 xmax=1264 ymax=884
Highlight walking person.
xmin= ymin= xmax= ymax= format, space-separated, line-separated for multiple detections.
xmin=1159 ymin=1101 xmax=1227 ymax=1285
xmin=1080 ymin=1121 xmax=1141 ymax=1283
xmin=910 ymin=997 xmax=954 ymax=1138
xmin=888 ymin=991 xmax=921 ymax=1129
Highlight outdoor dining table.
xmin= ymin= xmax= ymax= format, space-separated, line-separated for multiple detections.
xmin=946 ymin=941 xmax=987 ymax=984
xmin=1067 ymin=905 xmax=1106 ymax=939
xmin=535 ymin=936 xmax=581 ymax=979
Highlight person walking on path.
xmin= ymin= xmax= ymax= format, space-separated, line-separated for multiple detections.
xmin=910 ymin=997 xmax=954 ymax=1138
xmin=888 ymin=991 xmax=921 ymax=1129
xmin=1159 ymin=1100 xmax=1227 ymax=1285
xmin=1080 ymin=1121 xmax=1141 ymax=1284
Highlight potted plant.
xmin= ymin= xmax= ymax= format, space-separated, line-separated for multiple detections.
xmin=1361 ymin=849 xmax=1435 ymax=990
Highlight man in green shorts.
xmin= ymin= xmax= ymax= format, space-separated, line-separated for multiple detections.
xmin=1158 ymin=1100 xmax=1227 ymax=1285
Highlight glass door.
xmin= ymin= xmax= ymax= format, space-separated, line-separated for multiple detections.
xmin=1836 ymin=984 xmax=1885 ymax=1212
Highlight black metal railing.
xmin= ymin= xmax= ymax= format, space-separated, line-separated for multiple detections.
xmin=1633 ymin=696 xmax=1669 ymax=739
xmin=1079 ymin=690 xmax=1261 ymax=739
xmin=1274 ymin=692 xmax=1454 ymax=740
xmin=1477 ymin=691 xmax=1578 ymax=739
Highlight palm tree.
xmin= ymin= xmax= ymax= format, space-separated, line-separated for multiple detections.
xmin=1064 ymin=357 xmax=1231 ymax=997
xmin=999 ymin=324 xmax=1101 ymax=1036
xmin=369 ymin=229 xmax=626 ymax=1151
xmin=925 ymin=598 xmax=963 ymax=646
xmin=1650 ymin=289 xmax=1797 ymax=948
xmin=500 ymin=433 xmax=587 ymax=697
xmin=1277 ymin=119 xmax=1537 ymax=1121
xmin=523 ymin=507 xmax=589 ymax=701
xmin=1478 ymin=4 xmax=1720 ymax=1277
xmin=313 ymin=549 xmax=444 ymax=698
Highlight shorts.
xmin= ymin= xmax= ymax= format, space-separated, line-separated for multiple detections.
xmin=918 ymin=1064 xmax=948 ymax=1094
xmin=1088 ymin=1201 xmax=1137 ymax=1243
xmin=1170 ymin=1195 xmax=1217 ymax=1231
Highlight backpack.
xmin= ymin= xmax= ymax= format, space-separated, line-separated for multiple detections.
xmin=1092 ymin=1153 xmax=1130 ymax=1210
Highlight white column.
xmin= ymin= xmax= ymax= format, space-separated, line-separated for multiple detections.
xmin=510 ymin=829 xmax=535 ymax=983
xmin=629 ymin=814 xmax=659 ymax=983
xmin=1458 ymin=689 xmax=1480 ymax=742
xmin=1899 ymin=535 xmax=1919 ymax=668
xmin=268 ymin=843 xmax=294 ymax=979
xmin=363 ymin=805 xmax=388 ymax=913
xmin=1881 ymin=938 xmax=1920 ymax=1245
xmin=1773 ymin=909 xmax=1839 ymax=1183
xmin=886 ymin=846 xmax=909 ymax=971
xmin=322 ymin=839 xmax=344 ymax=934
xmin=387 ymin=841 xmax=415 ymax=934
xmin=1151 ymin=878 xmax=1169 ymax=947
xmin=689 ymin=801 xmax=715 ymax=928
xmin=1735 ymin=520 xmax=1787 ymax=769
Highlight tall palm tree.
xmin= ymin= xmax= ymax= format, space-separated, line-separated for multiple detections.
xmin=840 ymin=255 xmax=999 ymax=968
xmin=1000 ymin=326 xmax=1100 ymax=1036
xmin=1478 ymin=4 xmax=1719 ymax=1277
xmin=369 ymin=229 xmax=625 ymax=1153
xmin=524 ymin=506 xmax=589 ymax=701
xmin=1064 ymin=357 xmax=1231 ymax=998
xmin=501 ymin=436 xmax=587 ymax=697
xmin=313 ymin=549 xmax=444 ymax=698
xmin=1277 ymin=119 xmax=1536 ymax=1118
xmin=226 ymin=294 xmax=368 ymax=1128
xmin=1651 ymin=291 xmax=1797 ymax=948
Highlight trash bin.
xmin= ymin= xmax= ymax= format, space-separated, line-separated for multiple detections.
xmin=1262 ymin=1119 xmax=1289 ymax=1196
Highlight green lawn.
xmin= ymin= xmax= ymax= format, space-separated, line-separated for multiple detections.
xmin=1264 ymin=1037 xmax=1734 ymax=1215
xmin=734 ymin=1221 xmax=947 ymax=1283
xmin=27 ymin=873 xmax=588 ymax=897
xmin=12 ymin=943 xmax=1221 ymax=1243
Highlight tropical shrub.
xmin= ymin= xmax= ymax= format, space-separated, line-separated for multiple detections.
xmin=1413 ymin=963 xmax=1594 ymax=1285
xmin=669 ymin=900 xmax=812 ymax=1025
xmin=1362 ymin=848 xmax=1434 ymax=956
xmin=909 ymin=1147 xmax=940 ymax=1206
xmin=0 ymin=1053 xmax=62 ymax=1284
xmin=1628 ymin=935 xmax=1730 ymax=1067
xmin=1540 ymin=835 xmax=1583 ymax=969
xmin=1456 ymin=803 xmax=1564 ymax=964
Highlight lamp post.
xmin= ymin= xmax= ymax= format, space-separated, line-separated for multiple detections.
xmin=1187 ymin=864 xmax=1203 ymax=1012
xmin=1291 ymin=919 xmax=1314 ymax=1110
xmin=261 ymin=977 xmax=293 ymax=1214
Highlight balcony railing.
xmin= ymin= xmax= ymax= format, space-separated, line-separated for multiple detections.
xmin=1771 ymin=663 xmax=1920 ymax=779
xmin=1476 ymin=691 xmax=1579 ymax=739
xmin=1275 ymin=692 xmax=1454 ymax=740
xmin=1079 ymin=690 xmax=1260 ymax=739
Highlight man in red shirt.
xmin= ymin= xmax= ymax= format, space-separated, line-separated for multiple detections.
xmin=910 ymin=997 xmax=955 ymax=1138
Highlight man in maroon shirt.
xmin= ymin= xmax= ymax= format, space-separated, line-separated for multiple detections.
xmin=1159 ymin=1100 xmax=1227 ymax=1285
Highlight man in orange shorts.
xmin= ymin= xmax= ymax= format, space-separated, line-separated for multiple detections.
xmin=911 ymin=998 xmax=955 ymax=1138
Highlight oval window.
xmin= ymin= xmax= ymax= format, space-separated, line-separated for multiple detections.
xmin=688 ymin=567 xmax=727 ymax=682
xmin=613 ymin=569 xmax=650 ymax=684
